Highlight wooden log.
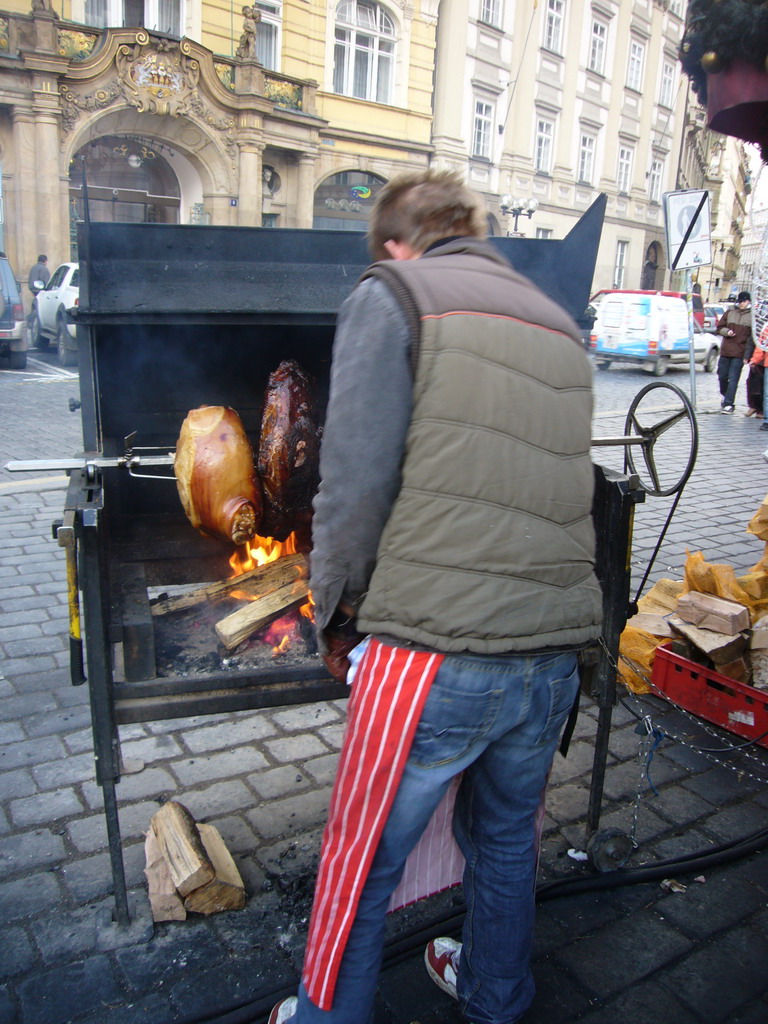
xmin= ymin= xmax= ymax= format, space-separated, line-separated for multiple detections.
xmin=668 ymin=615 xmax=748 ymax=666
xmin=150 ymin=801 xmax=214 ymax=897
xmin=151 ymin=553 xmax=308 ymax=616
xmin=215 ymin=576 xmax=310 ymax=650
xmin=144 ymin=828 xmax=187 ymax=922
xmin=676 ymin=591 xmax=751 ymax=635
xmin=183 ymin=824 xmax=246 ymax=915
xmin=625 ymin=612 xmax=675 ymax=638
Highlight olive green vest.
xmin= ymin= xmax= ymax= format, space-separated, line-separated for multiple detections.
xmin=356 ymin=239 xmax=603 ymax=653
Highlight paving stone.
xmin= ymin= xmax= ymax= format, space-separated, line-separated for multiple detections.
xmin=33 ymin=752 xmax=99 ymax=790
xmin=659 ymin=927 xmax=768 ymax=1022
xmin=246 ymin=787 xmax=331 ymax=840
xmin=180 ymin=715 xmax=277 ymax=754
xmin=0 ymin=926 xmax=36 ymax=981
xmin=0 ymin=695 xmax=60 ymax=728
xmin=22 ymin=706 xmax=93 ymax=738
xmin=572 ymin=976 xmax=699 ymax=1024
xmin=0 ymin=984 xmax=17 ymax=1023
xmin=0 ymin=767 xmax=36 ymax=801
xmin=117 ymin=733 xmax=184 ymax=763
xmin=317 ymin=721 xmax=347 ymax=750
xmin=698 ymin=800 xmax=768 ymax=843
xmin=263 ymin=733 xmax=331 ymax=763
xmin=549 ymin=740 xmax=602 ymax=785
xmin=0 ymin=871 xmax=61 ymax=923
xmin=174 ymin=780 xmax=257 ymax=822
xmin=682 ymin=766 xmax=762 ymax=807
xmin=270 ymin=702 xmax=342 ymax=732
xmin=248 ymin=765 xmax=311 ymax=800
xmin=60 ymin=841 xmax=146 ymax=903
xmin=66 ymin=814 xmax=109 ymax=854
xmin=302 ymin=752 xmax=340 ymax=786
xmin=31 ymin=900 xmax=102 ymax=964
xmin=171 ymin=746 xmax=270 ymax=786
xmin=84 ymin=767 xmax=176 ymax=812
xmin=543 ymin=783 xmax=591 ymax=824
xmin=0 ymin=829 xmax=66 ymax=879
xmin=3 ymin=635 xmax=64 ymax=659
xmin=15 ymin=955 xmax=124 ymax=1024
xmin=653 ymin=869 xmax=762 ymax=939
xmin=114 ymin=918 xmax=226 ymax=991
xmin=9 ymin=787 xmax=83 ymax=827
xmin=554 ymin=910 xmax=691 ymax=997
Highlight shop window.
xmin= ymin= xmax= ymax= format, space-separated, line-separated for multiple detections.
xmin=313 ymin=170 xmax=386 ymax=230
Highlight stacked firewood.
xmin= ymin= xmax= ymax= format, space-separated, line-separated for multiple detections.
xmin=144 ymin=801 xmax=246 ymax=922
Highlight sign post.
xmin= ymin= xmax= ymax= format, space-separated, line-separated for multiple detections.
xmin=663 ymin=189 xmax=713 ymax=408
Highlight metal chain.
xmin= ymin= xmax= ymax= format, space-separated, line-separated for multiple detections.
xmin=600 ymin=637 xmax=768 ymax=785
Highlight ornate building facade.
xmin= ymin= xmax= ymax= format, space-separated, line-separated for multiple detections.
xmin=0 ymin=0 xmax=750 ymax=304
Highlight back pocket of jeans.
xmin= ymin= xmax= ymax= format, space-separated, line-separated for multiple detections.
xmin=533 ymin=660 xmax=579 ymax=746
xmin=409 ymin=681 xmax=503 ymax=769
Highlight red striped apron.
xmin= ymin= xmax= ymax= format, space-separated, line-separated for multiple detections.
xmin=302 ymin=638 xmax=445 ymax=1010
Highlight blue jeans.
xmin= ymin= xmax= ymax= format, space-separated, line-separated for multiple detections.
xmin=718 ymin=355 xmax=744 ymax=407
xmin=292 ymin=648 xmax=580 ymax=1024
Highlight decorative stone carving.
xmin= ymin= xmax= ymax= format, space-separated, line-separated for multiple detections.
xmin=264 ymin=77 xmax=302 ymax=110
xmin=235 ymin=6 xmax=261 ymax=62
xmin=187 ymin=93 xmax=238 ymax=163
xmin=0 ymin=17 xmax=8 ymax=52
xmin=215 ymin=62 xmax=236 ymax=91
xmin=31 ymin=0 xmax=56 ymax=16
xmin=57 ymin=29 xmax=99 ymax=62
xmin=116 ymin=33 xmax=200 ymax=117
xmin=60 ymin=81 xmax=122 ymax=136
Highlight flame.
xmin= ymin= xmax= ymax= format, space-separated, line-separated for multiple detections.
xmin=229 ymin=530 xmax=298 ymax=576
xmin=272 ymin=634 xmax=291 ymax=657
xmin=299 ymin=589 xmax=315 ymax=620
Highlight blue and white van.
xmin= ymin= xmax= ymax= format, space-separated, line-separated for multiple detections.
xmin=588 ymin=290 xmax=710 ymax=376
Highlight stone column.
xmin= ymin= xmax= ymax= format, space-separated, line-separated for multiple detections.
xmin=431 ymin=0 xmax=470 ymax=166
xmin=34 ymin=103 xmax=64 ymax=264
xmin=237 ymin=135 xmax=264 ymax=227
xmin=12 ymin=105 xmax=39 ymax=310
xmin=296 ymin=154 xmax=316 ymax=229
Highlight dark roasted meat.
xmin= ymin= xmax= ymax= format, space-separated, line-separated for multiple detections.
xmin=257 ymin=360 xmax=320 ymax=540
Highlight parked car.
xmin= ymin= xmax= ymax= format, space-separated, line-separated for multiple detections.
xmin=703 ymin=304 xmax=726 ymax=332
xmin=588 ymin=289 xmax=718 ymax=375
xmin=30 ymin=261 xmax=79 ymax=367
xmin=0 ymin=253 xmax=27 ymax=370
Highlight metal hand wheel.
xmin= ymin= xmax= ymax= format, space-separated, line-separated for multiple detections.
xmin=621 ymin=382 xmax=699 ymax=497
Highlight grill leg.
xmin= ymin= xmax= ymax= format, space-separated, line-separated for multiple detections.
xmin=103 ymin=778 xmax=130 ymax=926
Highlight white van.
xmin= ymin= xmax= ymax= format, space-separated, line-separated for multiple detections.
xmin=588 ymin=290 xmax=717 ymax=376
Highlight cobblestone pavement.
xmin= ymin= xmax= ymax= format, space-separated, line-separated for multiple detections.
xmin=1 ymin=353 xmax=767 ymax=1024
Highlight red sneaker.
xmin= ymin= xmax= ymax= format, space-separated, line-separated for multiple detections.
xmin=268 ymin=996 xmax=298 ymax=1024
xmin=424 ymin=937 xmax=461 ymax=1000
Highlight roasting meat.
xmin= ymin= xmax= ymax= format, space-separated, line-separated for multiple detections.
xmin=258 ymin=360 xmax=320 ymax=541
xmin=175 ymin=406 xmax=262 ymax=546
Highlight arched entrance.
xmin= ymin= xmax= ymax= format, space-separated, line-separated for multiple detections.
xmin=313 ymin=170 xmax=386 ymax=230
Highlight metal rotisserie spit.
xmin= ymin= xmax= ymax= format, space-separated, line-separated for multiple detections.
xmin=32 ymin=196 xmax=646 ymax=922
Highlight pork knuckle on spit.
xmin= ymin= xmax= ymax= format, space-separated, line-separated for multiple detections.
xmin=175 ymin=406 xmax=263 ymax=546
xmin=258 ymin=360 xmax=321 ymax=541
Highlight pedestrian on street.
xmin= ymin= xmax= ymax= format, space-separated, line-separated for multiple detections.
xmin=269 ymin=170 xmax=603 ymax=1024
xmin=744 ymin=346 xmax=765 ymax=418
xmin=26 ymin=254 xmax=49 ymax=327
xmin=716 ymin=291 xmax=754 ymax=414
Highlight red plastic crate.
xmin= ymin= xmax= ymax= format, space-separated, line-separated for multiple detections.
xmin=651 ymin=645 xmax=768 ymax=749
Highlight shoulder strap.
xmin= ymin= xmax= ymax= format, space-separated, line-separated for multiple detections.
xmin=361 ymin=262 xmax=423 ymax=376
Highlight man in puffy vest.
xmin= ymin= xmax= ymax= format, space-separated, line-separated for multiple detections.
xmin=270 ymin=171 xmax=602 ymax=1024
xmin=717 ymin=291 xmax=754 ymax=414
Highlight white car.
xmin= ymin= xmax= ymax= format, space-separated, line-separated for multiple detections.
xmin=30 ymin=262 xmax=79 ymax=367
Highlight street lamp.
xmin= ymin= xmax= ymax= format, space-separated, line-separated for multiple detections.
xmin=500 ymin=194 xmax=539 ymax=235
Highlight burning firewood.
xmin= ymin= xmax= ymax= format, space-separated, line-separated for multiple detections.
xmin=215 ymin=566 xmax=310 ymax=650
xmin=151 ymin=552 xmax=308 ymax=616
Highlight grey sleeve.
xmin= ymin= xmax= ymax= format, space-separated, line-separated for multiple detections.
xmin=310 ymin=277 xmax=413 ymax=635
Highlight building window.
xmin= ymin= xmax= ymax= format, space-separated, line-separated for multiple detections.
xmin=660 ymin=60 xmax=675 ymax=108
xmin=648 ymin=159 xmax=663 ymax=203
xmin=535 ymin=227 xmax=553 ymax=239
xmin=84 ymin=0 xmax=182 ymax=34
xmin=614 ymin=240 xmax=628 ymax=288
xmin=255 ymin=1 xmax=282 ymax=70
xmin=544 ymin=0 xmax=564 ymax=53
xmin=313 ymin=169 xmax=386 ymax=230
xmin=627 ymin=39 xmax=645 ymax=91
xmin=617 ymin=145 xmax=633 ymax=193
xmin=480 ymin=0 xmax=501 ymax=27
xmin=334 ymin=0 xmax=396 ymax=104
xmin=535 ymin=118 xmax=554 ymax=173
xmin=473 ymin=100 xmax=493 ymax=159
xmin=578 ymin=133 xmax=596 ymax=185
xmin=669 ymin=0 xmax=683 ymax=15
xmin=589 ymin=20 xmax=606 ymax=75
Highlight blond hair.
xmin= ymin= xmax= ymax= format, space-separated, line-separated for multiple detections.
xmin=368 ymin=170 xmax=487 ymax=261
